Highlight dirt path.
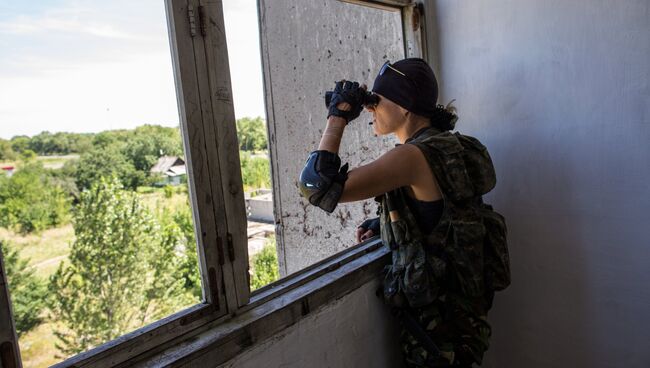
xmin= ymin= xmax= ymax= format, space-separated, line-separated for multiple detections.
xmin=31 ymin=255 xmax=67 ymax=269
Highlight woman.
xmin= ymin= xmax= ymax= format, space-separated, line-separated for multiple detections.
xmin=299 ymin=58 xmax=503 ymax=367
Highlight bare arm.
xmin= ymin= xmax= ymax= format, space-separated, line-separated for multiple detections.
xmin=315 ymin=117 xmax=437 ymax=203
xmin=318 ymin=116 xmax=347 ymax=153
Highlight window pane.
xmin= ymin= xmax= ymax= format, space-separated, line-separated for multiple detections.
xmin=255 ymin=1 xmax=404 ymax=275
xmin=222 ymin=0 xmax=279 ymax=291
xmin=0 ymin=1 xmax=202 ymax=366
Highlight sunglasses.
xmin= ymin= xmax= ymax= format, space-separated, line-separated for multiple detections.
xmin=379 ymin=60 xmax=406 ymax=77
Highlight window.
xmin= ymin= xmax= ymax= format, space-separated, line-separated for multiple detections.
xmin=0 ymin=1 xmax=426 ymax=366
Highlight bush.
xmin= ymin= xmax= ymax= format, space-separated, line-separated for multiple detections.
xmin=240 ymin=151 xmax=271 ymax=191
xmin=1 ymin=240 xmax=47 ymax=336
xmin=163 ymin=185 xmax=174 ymax=199
xmin=249 ymin=236 xmax=279 ymax=290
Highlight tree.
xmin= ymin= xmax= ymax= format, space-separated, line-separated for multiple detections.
xmin=123 ymin=125 xmax=183 ymax=173
xmin=75 ymin=146 xmax=143 ymax=190
xmin=236 ymin=117 xmax=268 ymax=151
xmin=0 ymin=240 xmax=47 ymax=336
xmin=10 ymin=136 xmax=29 ymax=154
xmin=0 ymin=139 xmax=16 ymax=161
xmin=168 ymin=206 xmax=201 ymax=299
xmin=0 ymin=162 xmax=70 ymax=234
xmin=49 ymin=177 xmax=196 ymax=354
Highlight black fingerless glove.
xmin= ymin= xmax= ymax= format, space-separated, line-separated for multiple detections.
xmin=325 ymin=80 xmax=365 ymax=123
xmin=358 ymin=217 xmax=380 ymax=235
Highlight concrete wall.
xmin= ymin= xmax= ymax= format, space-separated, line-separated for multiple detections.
xmin=426 ymin=1 xmax=650 ymax=367
xmin=259 ymin=0 xmax=405 ymax=276
xmin=216 ymin=280 xmax=403 ymax=368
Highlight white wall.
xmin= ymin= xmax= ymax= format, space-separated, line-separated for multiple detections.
xmin=216 ymin=280 xmax=403 ymax=368
xmin=427 ymin=1 xmax=650 ymax=367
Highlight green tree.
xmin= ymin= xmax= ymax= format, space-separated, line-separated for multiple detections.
xmin=169 ymin=206 xmax=201 ymax=299
xmin=236 ymin=117 xmax=268 ymax=151
xmin=10 ymin=136 xmax=29 ymax=154
xmin=123 ymin=125 xmax=183 ymax=173
xmin=0 ymin=139 xmax=16 ymax=161
xmin=0 ymin=240 xmax=47 ymax=336
xmin=49 ymin=177 xmax=195 ymax=354
xmin=75 ymin=146 xmax=143 ymax=190
xmin=0 ymin=162 xmax=70 ymax=234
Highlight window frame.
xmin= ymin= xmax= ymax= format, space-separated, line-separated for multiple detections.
xmin=0 ymin=1 xmax=427 ymax=367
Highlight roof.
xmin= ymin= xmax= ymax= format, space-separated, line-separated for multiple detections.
xmin=151 ymin=156 xmax=185 ymax=174
xmin=167 ymin=165 xmax=186 ymax=177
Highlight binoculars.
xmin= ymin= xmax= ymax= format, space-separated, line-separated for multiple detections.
xmin=324 ymin=90 xmax=379 ymax=108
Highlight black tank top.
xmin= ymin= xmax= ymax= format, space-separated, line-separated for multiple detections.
xmin=404 ymin=195 xmax=444 ymax=235
xmin=402 ymin=126 xmax=445 ymax=234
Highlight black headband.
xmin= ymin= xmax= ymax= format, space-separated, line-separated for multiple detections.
xmin=371 ymin=58 xmax=439 ymax=118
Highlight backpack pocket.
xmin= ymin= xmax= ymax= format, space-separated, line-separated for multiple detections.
xmin=444 ymin=215 xmax=486 ymax=298
xmin=480 ymin=204 xmax=510 ymax=291
xmin=384 ymin=219 xmax=439 ymax=308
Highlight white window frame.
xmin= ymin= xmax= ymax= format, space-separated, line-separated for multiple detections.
xmin=0 ymin=1 xmax=427 ymax=366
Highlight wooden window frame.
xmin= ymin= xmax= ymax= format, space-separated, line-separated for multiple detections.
xmin=0 ymin=1 xmax=427 ymax=367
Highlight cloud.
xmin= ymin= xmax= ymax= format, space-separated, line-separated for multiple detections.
xmin=0 ymin=0 xmax=266 ymax=139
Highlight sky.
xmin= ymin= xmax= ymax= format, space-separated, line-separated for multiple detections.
xmin=0 ymin=0 xmax=265 ymax=139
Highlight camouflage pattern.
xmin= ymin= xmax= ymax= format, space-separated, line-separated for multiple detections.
xmin=379 ymin=128 xmax=509 ymax=367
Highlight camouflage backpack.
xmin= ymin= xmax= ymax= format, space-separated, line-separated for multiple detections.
xmin=380 ymin=128 xmax=510 ymax=309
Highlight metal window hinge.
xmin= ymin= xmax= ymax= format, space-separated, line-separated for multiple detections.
xmin=188 ymin=4 xmax=207 ymax=38
xmin=227 ymin=233 xmax=235 ymax=262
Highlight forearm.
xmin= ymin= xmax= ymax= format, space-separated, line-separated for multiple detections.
xmin=318 ymin=116 xmax=347 ymax=153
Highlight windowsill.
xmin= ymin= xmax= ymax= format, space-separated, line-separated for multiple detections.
xmin=129 ymin=237 xmax=389 ymax=367
xmin=51 ymin=237 xmax=389 ymax=367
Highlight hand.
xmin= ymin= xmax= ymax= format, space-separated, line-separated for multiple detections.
xmin=356 ymin=227 xmax=375 ymax=243
xmin=355 ymin=217 xmax=380 ymax=243
xmin=326 ymin=80 xmax=366 ymax=123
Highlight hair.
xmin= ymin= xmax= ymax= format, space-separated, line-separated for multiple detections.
xmin=429 ymin=99 xmax=458 ymax=131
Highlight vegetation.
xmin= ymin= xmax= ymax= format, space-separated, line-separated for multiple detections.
xmin=236 ymin=117 xmax=267 ymax=152
xmin=0 ymin=162 xmax=70 ymax=234
xmin=240 ymin=151 xmax=271 ymax=191
xmin=0 ymin=118 xmax=274 ymax=364
xmin=49 ymin=177 xmax=196 ymax=354
xmin=1 ymin=239 xmax=48 ymax=336
xmin=249 ymin=236 xmax=280 ymax=290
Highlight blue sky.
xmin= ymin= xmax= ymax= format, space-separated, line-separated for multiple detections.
xmin=0 ymin=0 xmax=265 ymax=139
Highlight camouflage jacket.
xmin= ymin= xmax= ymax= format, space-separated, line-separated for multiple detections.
xmin=380 ymin=128 xmax=510 ymax=310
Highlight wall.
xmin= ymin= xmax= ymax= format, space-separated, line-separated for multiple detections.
xmin=216 ymin=280 xmax=403 ymax=368
xmin=427 ymin=1 xmax=650 ymax=367
xmin=259 ymin=0 xmax=405 ymax=276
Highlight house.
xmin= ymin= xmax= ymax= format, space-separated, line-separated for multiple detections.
xmin=150 ymin=156 xmax=186 ymax=186
xmin=1 ymin=165 xmax=14 ymax=177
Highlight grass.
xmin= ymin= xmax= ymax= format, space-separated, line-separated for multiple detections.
xmin=0 ymin=155 xmax=78 ymax=170
xmin=37 ymin=155 xmax=79 ymax=169
xmin=0 ymin=225 xmax=73 ymax=278
xmin=19 ymin=321 xmax=70 ymax=368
